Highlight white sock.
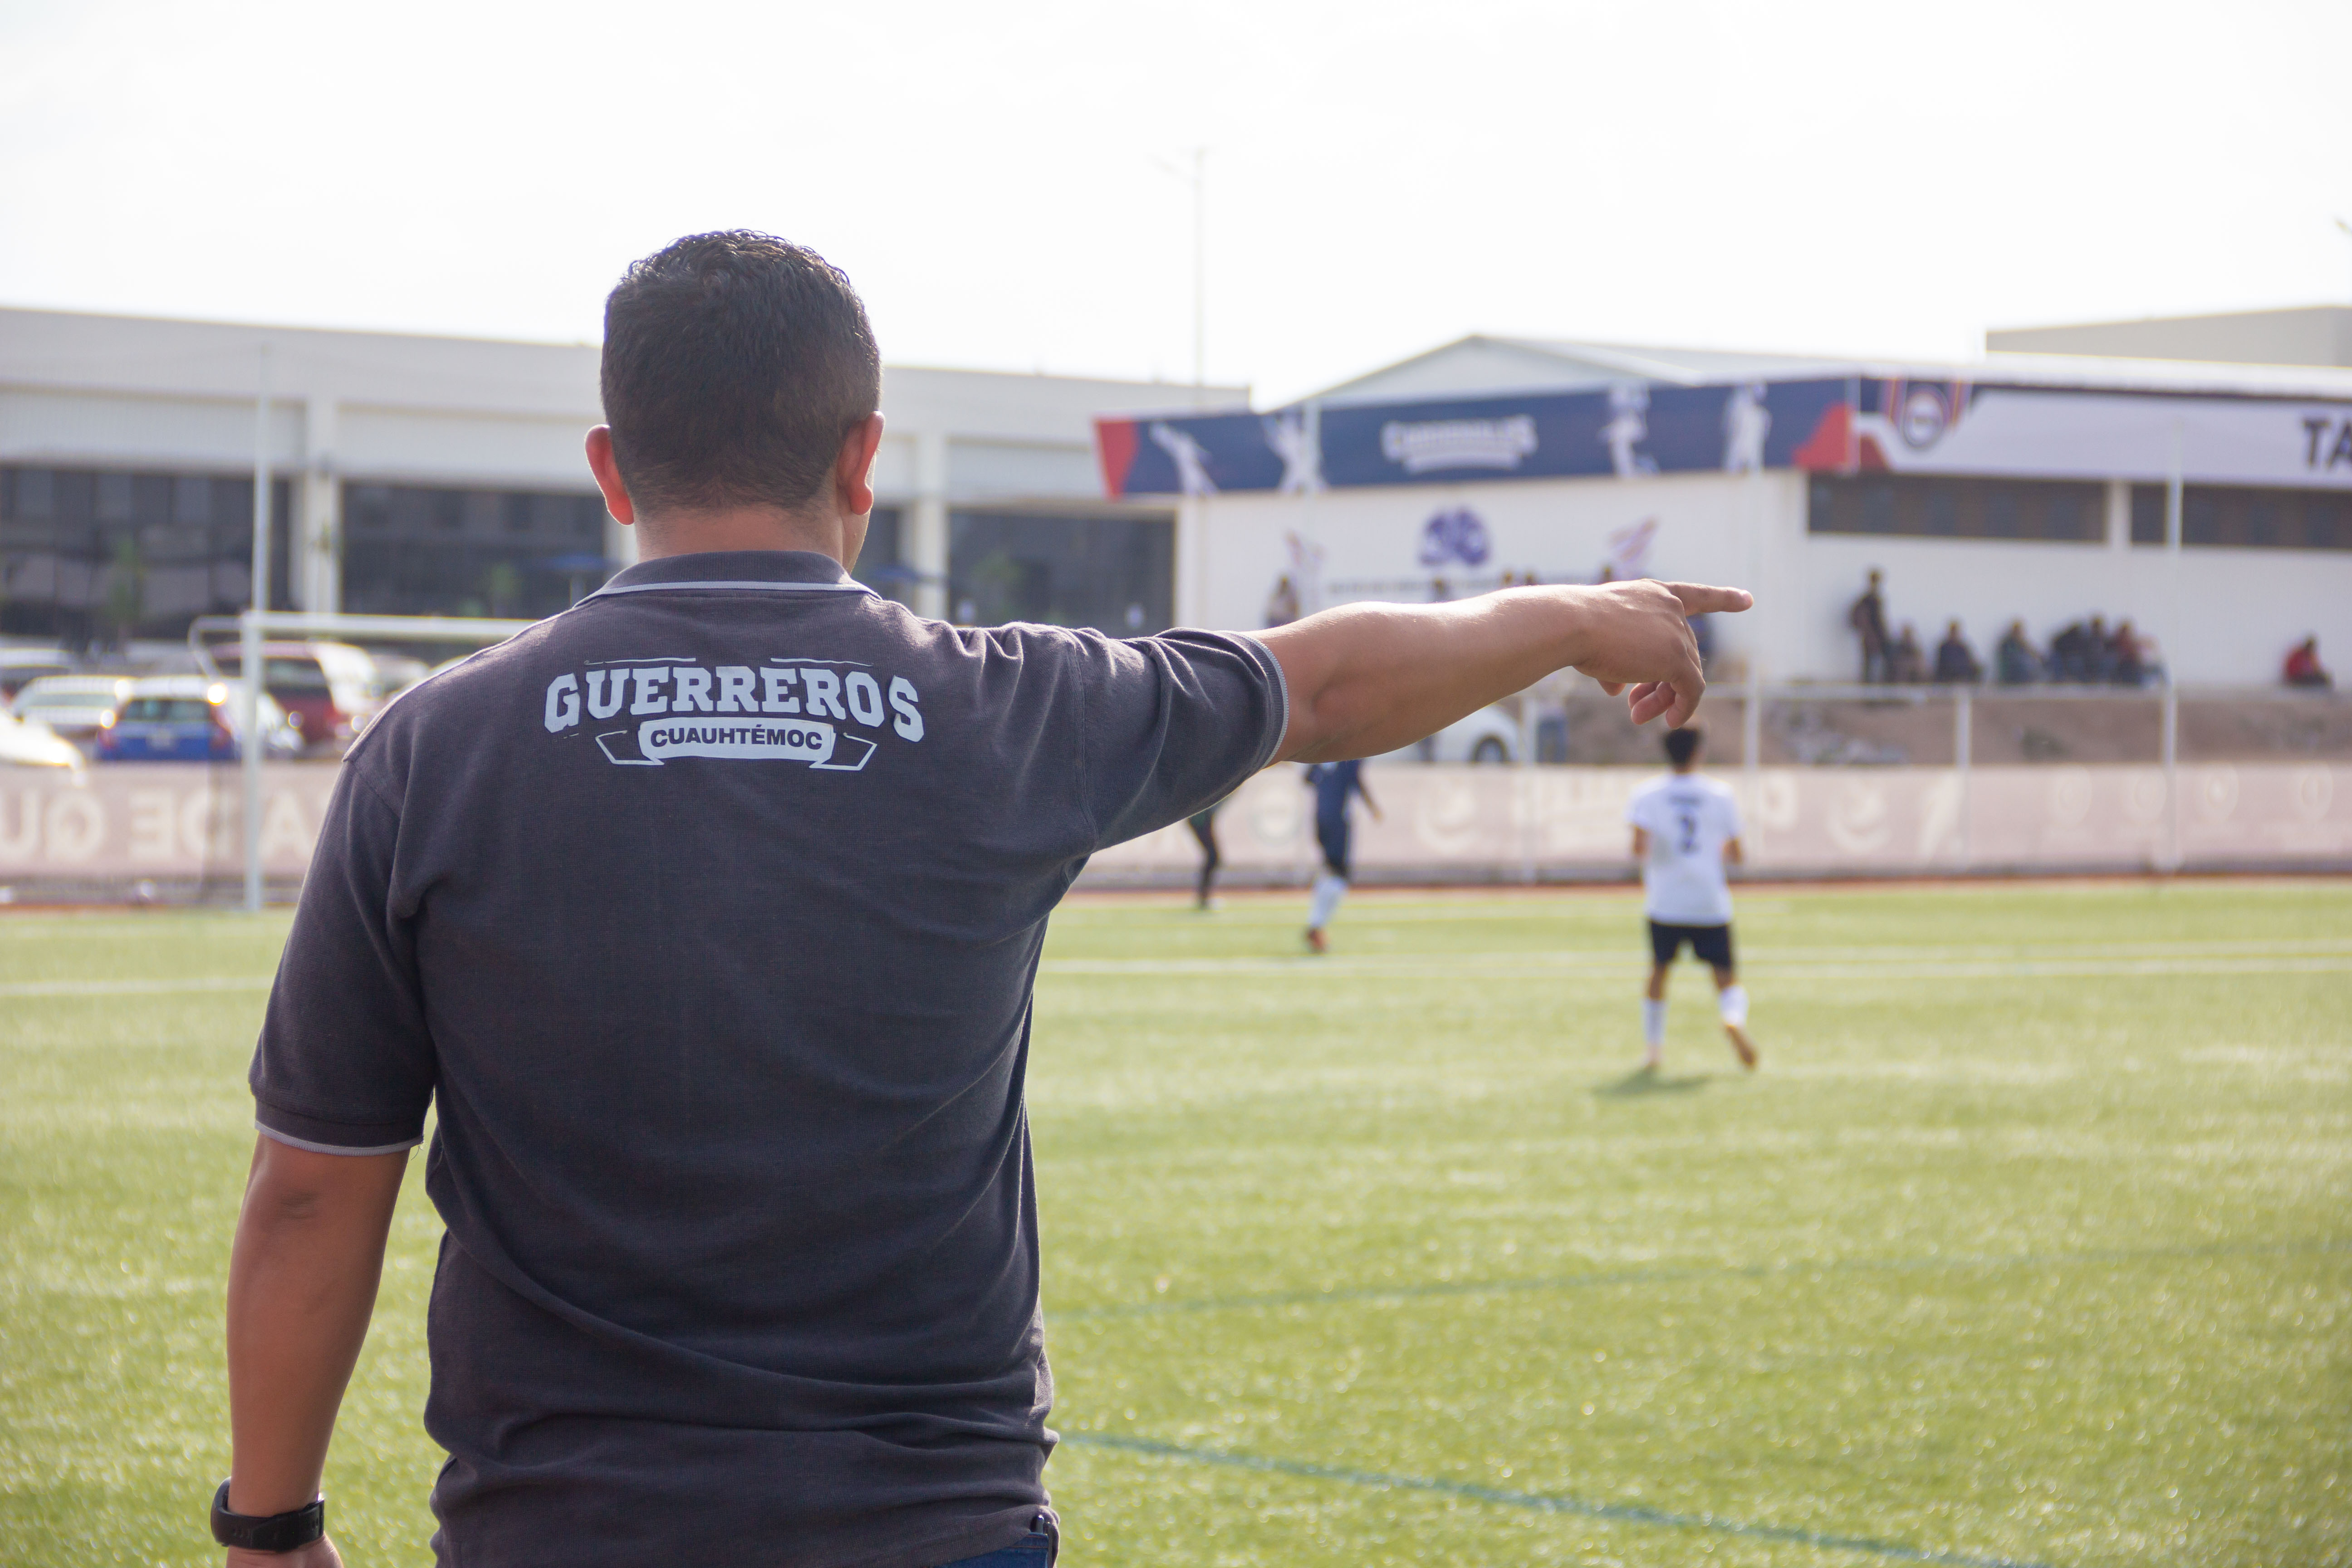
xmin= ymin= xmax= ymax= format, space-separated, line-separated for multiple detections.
xmin=1641 ymin=998 xmax=1666 ymax=1057
xmin=1717 ymin=985 xmax=1749 ymax=1027
xmin=1308 ymin=873 xmax=1346 ymax=931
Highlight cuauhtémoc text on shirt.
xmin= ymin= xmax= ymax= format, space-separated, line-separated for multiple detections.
xmin=542 ymin=658 xmax=922 ymax=770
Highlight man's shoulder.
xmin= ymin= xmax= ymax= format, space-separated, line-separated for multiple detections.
xmin=1627 ymin=774 xmax=1672 ymax=813
xmin=367 ymin=616 xmax=565 ymax=725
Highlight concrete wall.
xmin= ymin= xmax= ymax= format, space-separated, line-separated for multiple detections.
xmin=1075 ymin=760 xmax=2352 ymax=887
xmin=3 ymin=758 xmax=2343 ymax=894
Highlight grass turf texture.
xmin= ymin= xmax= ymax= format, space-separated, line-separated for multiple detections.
xmin=0 ymin=883 xmax=2344 ymax=1567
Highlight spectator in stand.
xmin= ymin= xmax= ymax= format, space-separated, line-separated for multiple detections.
xmin=1995 ymin=621 xmax=2042 ymax=685
xmin=2085 ymin=616 xmax=2115 ymax=683
xmin=2108 ymin=620 xmax=2149 ymax=687
xmin=1933 ymin=620 xmax=1983 ymax=683
xmin=2049 ymin=619 xmax=2092 ymax=682
xmin=1889 ymin=622 xmax=1929 ymax=685
xmin=2285 ymin=636 xmax=2332 ymax=689
xmin=1848 ymin=569 xmax=1890 ymax=684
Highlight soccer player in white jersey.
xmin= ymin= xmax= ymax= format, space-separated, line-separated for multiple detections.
xmin=1625 ymin=726 xmax=1757 ymax=1071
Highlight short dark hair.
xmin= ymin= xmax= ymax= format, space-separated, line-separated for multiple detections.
xmin=601 ymin=231 xmax=881 ymax=515
xmin=1664 ymin=727 xmax=1703 ymax=767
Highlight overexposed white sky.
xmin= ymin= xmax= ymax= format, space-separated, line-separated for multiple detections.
xmin=2 ymin=0 xmax=2347 ymax=405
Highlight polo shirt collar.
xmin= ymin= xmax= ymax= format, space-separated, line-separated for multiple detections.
xmin=587 ymin=550 xmax=875 ymax=600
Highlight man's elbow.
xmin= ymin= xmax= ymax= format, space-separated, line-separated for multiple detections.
xmin=242 ymin=1139 xmax=403 ymax=1231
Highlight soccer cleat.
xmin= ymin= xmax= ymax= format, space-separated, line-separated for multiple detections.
xmin=1726 ymin=1024 xmax=1758 ymax=1070
xmin=1305 ymin=926 xmax=1328 ymax=954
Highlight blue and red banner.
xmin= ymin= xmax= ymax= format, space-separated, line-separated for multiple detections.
xmin=1096 ymin=375 xmax=2352 ymax=497
xmin=1097 ymin=380 xmax=1851 ymax=497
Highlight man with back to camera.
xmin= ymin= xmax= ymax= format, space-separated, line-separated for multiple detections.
xmin=213 ymin=231 xmax=1749 ymax=1568
xmin=1627 ymin=726 xmax=1758 ymax=1073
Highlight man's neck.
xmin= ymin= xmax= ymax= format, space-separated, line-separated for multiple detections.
xmin=633 ymin=505 xmax=852 ymax=567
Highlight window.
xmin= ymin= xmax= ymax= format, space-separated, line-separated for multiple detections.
xmin=340 ymin=482 xmax=613 ymax=618
xmin=850 ymin=507 xmax=905 ymax=602
xmin=1808 ymin=475 xmax=2105 ymax=542
xmin=0 ymin=464 xmax=291 ymax=645
xmin=121 ymin=698 xmax=216 ymax=724
xmin=946 ymin=511 xmax=1174 ymax=633
xmin=2129 ymin=484 xmax=2352 ymax=550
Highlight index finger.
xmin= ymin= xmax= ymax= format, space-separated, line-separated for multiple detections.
xmin=1662 ymin=583 xmax=1754 ymax=616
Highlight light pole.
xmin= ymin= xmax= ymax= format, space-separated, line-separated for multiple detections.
xmin=242 ymin=343 xmax=272 ymax=912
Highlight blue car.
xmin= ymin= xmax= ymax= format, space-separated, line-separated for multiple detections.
xmin=97 ymin=677 xmax=300 ymax=762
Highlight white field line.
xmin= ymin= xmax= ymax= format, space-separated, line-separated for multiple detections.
xmin=0 ymin=975 xmax=273 ymax=999
xmin=1042 ymin=952 xmax=2352 ymax=981
xmin=10 ymin=944 xmax=2349 ymax=999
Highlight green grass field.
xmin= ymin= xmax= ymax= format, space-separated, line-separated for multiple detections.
xmin=3 ymin=881 xmax=2347 ymax=1567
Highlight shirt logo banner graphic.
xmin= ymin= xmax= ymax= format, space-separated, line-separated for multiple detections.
xmin=595 ymin=719 xmax=877 ymax=770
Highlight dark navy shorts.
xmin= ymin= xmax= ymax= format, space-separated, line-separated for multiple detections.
xmin=1649 ymin=920 xmax=1734 ymax=971
xmin=1317 ymin=821 xmax=1351 ymax=878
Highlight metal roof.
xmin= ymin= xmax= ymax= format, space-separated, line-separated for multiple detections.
xmin=1302 ymin=332 xmax=2352 ymax=409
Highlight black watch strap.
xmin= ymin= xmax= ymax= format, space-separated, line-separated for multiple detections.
xmin=210 ymin=1480 xmax=325 ymax=1553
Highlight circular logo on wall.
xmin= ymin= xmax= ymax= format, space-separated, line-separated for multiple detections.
xmin=1418 ymin=507 xmax=1491 ymax=568
xmin=1899 ymin=386 xmax=1949 ymax=449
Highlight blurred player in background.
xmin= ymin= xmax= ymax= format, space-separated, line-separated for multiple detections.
xmin=1304 ymin=759 xmax=1379 ymax=953
xmin=1188 ymin=794 xmax=1227 ymax=910
xmin=1627 ymin=726 xmax=1757 ymax=1071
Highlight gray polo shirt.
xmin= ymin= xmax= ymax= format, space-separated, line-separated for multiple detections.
xmin=249 ymin=550 xmax=1288 ymax=1568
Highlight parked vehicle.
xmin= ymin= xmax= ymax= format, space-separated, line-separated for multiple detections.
xmin=0 ymin=647 xmax=75 ymax=700
xmin=10 ymin=675 xmax=132 ymax=750
xmin=96 ymin=677 xmax=301 ymax=762
xmin=206 ymin=641 xmax=390 ymax=751
xmin=1377 ymin=704 xmax=1522 ymax=764
xmin=0 ymin=710 xmax=83 ymax=769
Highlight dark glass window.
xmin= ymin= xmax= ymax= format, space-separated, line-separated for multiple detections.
xmin=0 ymin=464 xmax=290 ymax=646
xmin=2129 ymin=483 xmax=2352 ymax=551
xmin=1808 ymin=475 xmax=2105 ymax=542
xmin=341 ymin=482 xmax=613 ymax=618
xmin=946 ymin=511 xmax=1174 ymax=634
xmin=850 ymin=507 xmax=906 ymax=603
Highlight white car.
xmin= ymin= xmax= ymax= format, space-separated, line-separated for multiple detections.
xmin=0 ymin=647 xmax=74 ymax=700
xmin=11 ymin=675 xmax=133 ymax=750
xmin=0 ymin=709 xmax=85 ymax=769
xmin=1377 ymin=704 xmax=1520 ymax=764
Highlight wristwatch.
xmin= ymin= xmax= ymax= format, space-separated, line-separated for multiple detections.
xmin=209 ymin=1480 xmax=326 ymax=1553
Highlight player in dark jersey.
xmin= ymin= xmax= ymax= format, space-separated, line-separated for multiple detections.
xmin=1303 ymin=759 xmax=1379 ymax=952
xmin=1187 ymin=794 xmax=1227 ymax=909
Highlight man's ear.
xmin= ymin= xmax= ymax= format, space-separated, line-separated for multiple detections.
xmin=585 ymin=426 xmax=637 ymax=526
xmin=834 ymin=413 xmax=886 ymax=518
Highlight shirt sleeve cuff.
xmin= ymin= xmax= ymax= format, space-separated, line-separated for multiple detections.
xmin=254 ymin=1101 xmax=425 ymax=1156
xmin=1236 ymin=633 xmax=1290 ymax=774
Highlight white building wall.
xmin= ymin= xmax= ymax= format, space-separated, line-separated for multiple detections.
xmin=1192 ymin=472 xmax=1776 ymax=665
xmin=1183 ymin=471 xmax=2352 ymax=686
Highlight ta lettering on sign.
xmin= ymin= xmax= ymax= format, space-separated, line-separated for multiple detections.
xmin=2303 ymin=415 xmax=2352 ymax=471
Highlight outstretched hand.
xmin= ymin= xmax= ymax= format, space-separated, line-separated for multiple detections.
xmin=1569 ymin=580 xmax=1753 ymax=730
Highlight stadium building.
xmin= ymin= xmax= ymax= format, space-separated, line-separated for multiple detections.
xmin=0 ymin=307 xmax=1225 ymax=649
xmin=1098 ymin=308 xmax=2352 ymax=686
xmin=7 ymin=303 xmax=2350 ymax=688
